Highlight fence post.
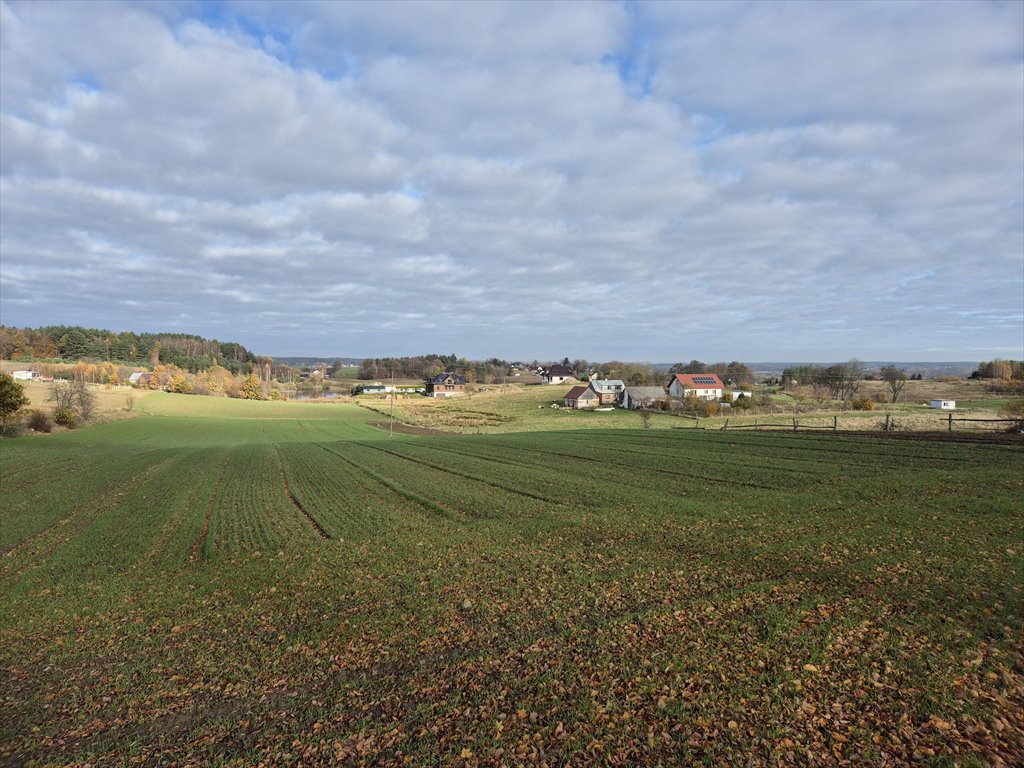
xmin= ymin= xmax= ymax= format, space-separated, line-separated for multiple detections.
xmin=793 ymin=418 xmax=798 ymax=432
xmin=833 ymin=415 xmax=838 ymax=431
xmin=885 ymin=414 xmax=891 ymax=432
xmin=722 ymin=418 xmax=729 ymax=430
xmin=948 ymin=413 xmax=953 ymax=432
xmin=754 ymin=418 xmax=759 ymax=430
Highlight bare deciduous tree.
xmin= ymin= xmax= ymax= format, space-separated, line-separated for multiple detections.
xmin=74 ymin=380 xmax=97 ymax=421
xmin=639 ymin=408 xmax=651 ymax=429
xmin=48 ymin=379 xmax=97 ymax=422
xmin=879 ymin=364 xmax=908 ymax=403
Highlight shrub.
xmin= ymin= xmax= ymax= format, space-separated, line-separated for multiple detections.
xmin=681 ymin=394 xmax=701 ymax=414
xmin=0 ymin=371 xmax=30 ymax=428
xmin=698 ymin=400 xmax=721 ymax=417
xmin=26 ymin=409 xmax=53 ymax=433
xmin=53 ymin=407 xmax=78 ymax=428
xmin=235 ymin=374 xmax=264 ymax=400
xmin=732 ymin=394 xmax=753 ymax=411
xmin=167 ymin=374 xmax=193 ymax=394
xmin=852 ymin=397 xmax=874 ymax=411
xmin=1000 ymin=398 xmax=1024 ymax=418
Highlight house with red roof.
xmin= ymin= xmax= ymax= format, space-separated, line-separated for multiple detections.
xmin=668 ymin=373 xmax=724 ymax=401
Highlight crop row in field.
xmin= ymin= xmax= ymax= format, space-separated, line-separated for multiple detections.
xmin=1 ymin=402 xmax=1021 ymax=766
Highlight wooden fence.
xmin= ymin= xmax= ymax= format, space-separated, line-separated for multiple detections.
xmin=943 ymin=414 xmax=1024 ymax=432
xmin=719 ymin=416 xmax=839 ymax=432
xmin=709 ymin=414 xmax=1024 ymax=434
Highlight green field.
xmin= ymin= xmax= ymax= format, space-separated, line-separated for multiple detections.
xmin=1 ymin=395 xmax=1022 ymax=766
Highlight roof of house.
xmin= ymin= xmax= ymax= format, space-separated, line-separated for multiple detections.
xmin=590 ymin=379 xmax=625 ymax=391
xmin=624 ymin=386 xmax=668 ymax=399
xmin=544 ymin=364 xmax=575 ymax=377
xmin=565 ymin=385 xmax=596 ymax=400
xmin=671 ymin=373 xmax=724 ymax=389
xmin=428 ymin=372 xmax=467 ymax=385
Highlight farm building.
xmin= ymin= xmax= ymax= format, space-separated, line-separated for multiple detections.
xmin=621 ymin=386 xmax=669 ymax=410
xmin=930 ymin=399 xmax=956 ymax=410
xmin=541 ymin=364 xmax=576 ymax=385
xmin=589 ymin=379 xmax=625 ymax=404
xmin=11 ymin=370 xmax=36 ymax=380
xmin=128 ymin=372 xmax=153 ymax=387
xmin=427 ymin=372 xmax=467 ymax=398
xmin=563 ymin=385 xmax=600 ymax=410
xmin=668 ymin=373 xmax=724 ymax=401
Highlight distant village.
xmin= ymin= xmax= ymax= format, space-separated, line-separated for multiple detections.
xmin=352 ymin=364 xmax=753 ymax=412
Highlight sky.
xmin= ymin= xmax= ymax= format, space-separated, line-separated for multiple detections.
xmin=1 ymin=0 xmax=1022 ymax=362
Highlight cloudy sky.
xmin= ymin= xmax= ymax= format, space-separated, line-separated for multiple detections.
xmin=1 ymin=0 xmax=1021 ymax=362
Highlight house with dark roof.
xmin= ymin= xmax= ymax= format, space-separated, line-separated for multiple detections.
xmin=427 ymin=372 xmax=467 ymax=398
xmin=668 ymin=373 xmax=724 ymax=401
xmin=563 ymin=385 xmax=600 ymax=410
xmin=541 ymin=364 xmax=576 ymax=384
xmin=621 ymin=386 xmax=669 ymax=410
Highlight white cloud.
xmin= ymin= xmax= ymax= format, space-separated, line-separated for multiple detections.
xmin=0 ymin=0 xmax=1020 ymax=361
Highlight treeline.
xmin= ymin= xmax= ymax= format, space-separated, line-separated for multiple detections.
xmin=0 ymin=325 xmax=255 ymax=373
xmin=969 ymin=359 xmax=1024 ymax=380
xmin=359 ymin=355 xmax=511 ymax=383
xmin=666 ymin=360 xmax=753 ymax=386
xmin=545 ymin=358 xmax=754 ymax=387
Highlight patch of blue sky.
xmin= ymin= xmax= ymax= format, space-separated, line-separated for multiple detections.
xmin=601 ymin=1 xmax=657 ymax=97
xmin=689 ymin=114 xmax=727 ymax=151
xmin=69 ymin=74 xmax=101 ymax=93
xmin=399 ymin=183 xmax=424 ymax=201
xmin=183 ymin=1 xmax=352 ymax=80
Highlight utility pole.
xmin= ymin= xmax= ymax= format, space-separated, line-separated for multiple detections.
xmin=390 ymin=367 xmax=394 ymax=438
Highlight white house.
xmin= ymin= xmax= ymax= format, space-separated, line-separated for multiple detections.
xmin=668 ymin=373 xmax=724 ymax=401
xmin=930 ymin=399 xmax=956 ymax=410
xmin=11 ymin=370 xmax=36 ymax=380
xmin=542 ymin=364 xmax=576 ymax=385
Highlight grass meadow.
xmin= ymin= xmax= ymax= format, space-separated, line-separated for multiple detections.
xmin=1 ymin=394 xmax=1021 ymax=766
xmin=355 ymin=384 xmax=1019 ymax=435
